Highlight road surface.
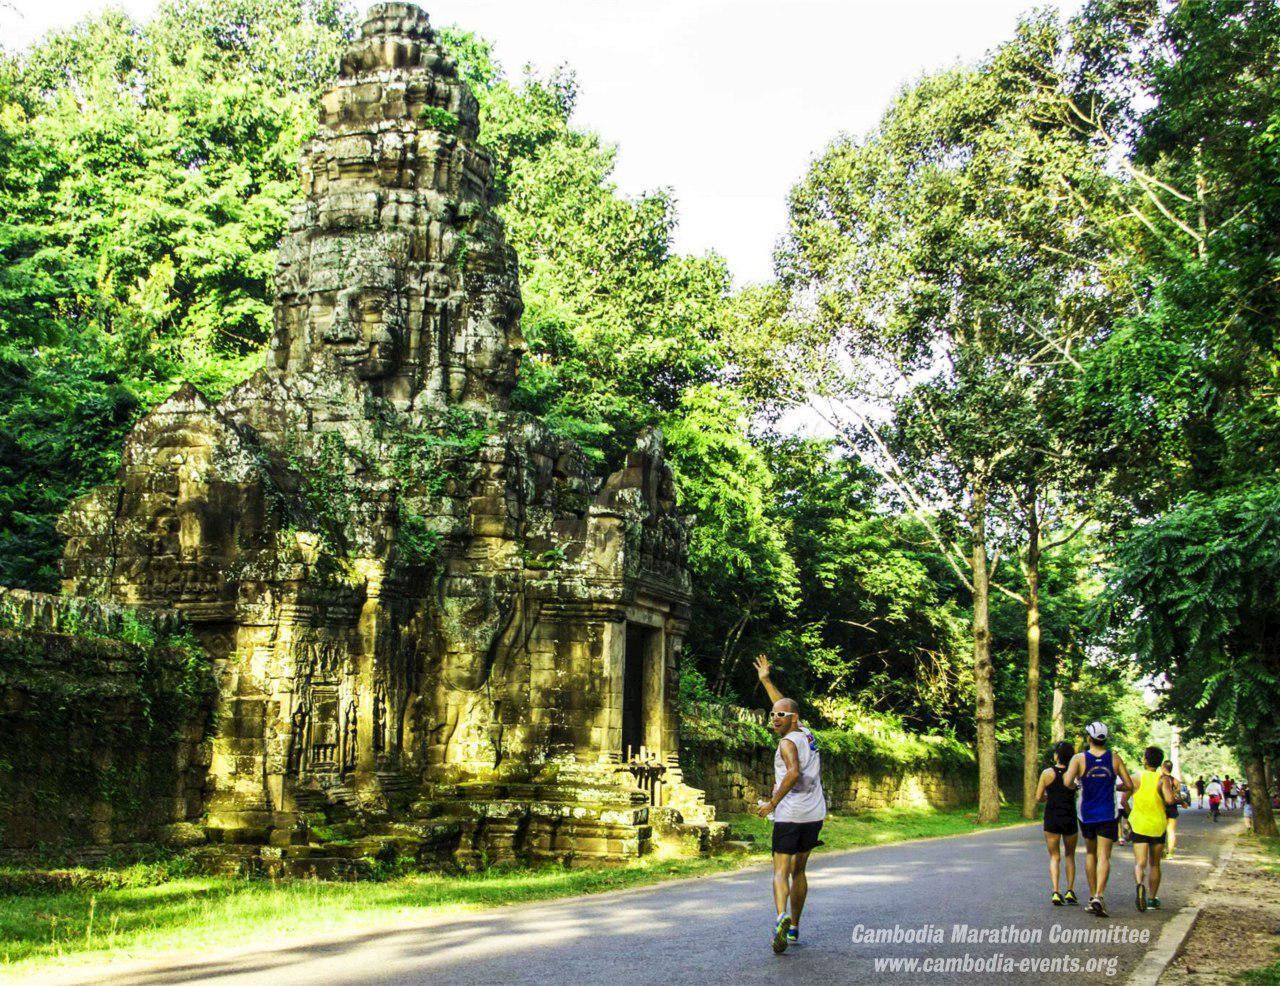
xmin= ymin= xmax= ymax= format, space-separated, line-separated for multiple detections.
xmin=49 ymin=807 xmax=1239 ymax=985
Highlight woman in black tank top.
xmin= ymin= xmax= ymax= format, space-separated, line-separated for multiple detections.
xmin=1035 ymin=741 xmax=1080 ymax=905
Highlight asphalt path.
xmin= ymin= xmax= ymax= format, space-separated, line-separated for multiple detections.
xmin=49 ymin=806 xmax=1240 ymax=986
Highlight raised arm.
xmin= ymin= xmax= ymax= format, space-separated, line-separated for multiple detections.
xmin=1160 ymin=773 xmax=1178 ymax=805
xmin=754 ymin=654 xmax=784 ymax=706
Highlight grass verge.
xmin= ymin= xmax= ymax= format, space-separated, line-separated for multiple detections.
xmin=1241 ymin=835 xmax=1280 ymax=985
xmin=0 ymin=804 xmax=1030 ymax=977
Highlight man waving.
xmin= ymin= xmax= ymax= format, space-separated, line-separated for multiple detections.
xmin=754 ymin=655 xmax=827 ymax=954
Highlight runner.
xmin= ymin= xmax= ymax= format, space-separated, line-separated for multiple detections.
xmin=1035 ymin=740 xmax=1080 ymax=906
xmin=1222 ymin=775 xmax=1235 ymax=810
xmin=1161 ymin=760 xmax=1181 ymax=858
xmin=1206 ymin=776 xmax=1223 ymax=821
xmin=754 ymin=655 xmax=826 ymax=954
xmin=1129 ymin=746 xmax=1177 ymax=911
xmin=1064 ymin=721 xmax=1134 ymax=918
xmin=1194 ymin=776 xmax=1205 ymax=809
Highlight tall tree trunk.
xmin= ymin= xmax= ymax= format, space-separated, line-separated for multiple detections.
xmin=711 ymin=608 xmax=752 ymax=696
xmin=1050 ymin=682 xmax=1065 ymax=743
xmin=972 ymin=484 xmax=1000 ymax=823
xmin=1244 ymin=748 xmax=1277 ymax=837
xmin=1021 ymin=495 xmax=1042 ymax=820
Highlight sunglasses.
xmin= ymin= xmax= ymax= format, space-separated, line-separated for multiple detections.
xmin=769 ymin=711 xmax=795 ymax=719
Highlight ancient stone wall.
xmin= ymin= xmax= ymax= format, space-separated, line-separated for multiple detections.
xmin=683 ymin=744 xmax=977 ymax=816
xmin=680 ymin=704 xmax=977 ymax=816
xmin=0 ymin=589 xmax=213 ymax=853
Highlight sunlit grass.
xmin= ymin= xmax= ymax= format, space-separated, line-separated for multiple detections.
xmin=727 ymin=803 xmax=1028 ymax=851
xmin=0 ymin=804 xmax=1030 ymax=976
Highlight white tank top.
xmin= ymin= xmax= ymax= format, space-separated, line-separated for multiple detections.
xmin=774 ymin=727 xmax=827 ymax=823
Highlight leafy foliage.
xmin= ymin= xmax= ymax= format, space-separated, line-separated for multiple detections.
xmin=0 ymin=0 xmax=358 ymax=588
xmin=1105 ymin=482 xmax=1280 ymax=752
xmin=681 ymin=696 xmax=974 ymax=776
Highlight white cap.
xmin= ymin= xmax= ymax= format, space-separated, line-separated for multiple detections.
xmin=1086 ymin=721 xmax=1108 ymax=741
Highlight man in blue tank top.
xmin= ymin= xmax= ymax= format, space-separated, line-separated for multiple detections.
xmin=1063 ymin=721 xmax=1134 ymax=917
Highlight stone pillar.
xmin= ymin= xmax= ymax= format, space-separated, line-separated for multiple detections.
xmin=600 ymin=615 xmax=625 ymax=762
xmin=643 ymin=625 xmax=666 ymax=756
xmin=355 ymin=561 xmax=383 ymax=782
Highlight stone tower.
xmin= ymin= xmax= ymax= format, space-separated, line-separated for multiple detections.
xmin=58 ymin=2 xmax=722 ymax=866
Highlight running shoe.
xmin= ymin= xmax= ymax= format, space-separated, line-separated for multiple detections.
xmin=1148 ymin=897 xmax=1161 ymax=909
xmin=1090 ymin=896 xmax=1109 ymax=917
xmin=787 ymin=926 xmax=799 ymax=945
xmin=1064 ymin=889 xmax=1079 ymax=905
xmin=772 ymin=914 xmax=791 ymax=954
xmin=1136 ymin=884 xmax=1147 ymax=912
xmin=1052 ymin=891 xmax=1064 ymax=906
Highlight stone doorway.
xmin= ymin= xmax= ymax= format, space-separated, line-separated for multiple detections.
xmin=622 ymin=622 xmax=653 ymax=758
xmin=622 ymin=620 xmax=665 ymax=804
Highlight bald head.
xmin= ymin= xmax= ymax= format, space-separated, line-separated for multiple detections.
xmin=769 ymin=696 xmax=800 ymax=735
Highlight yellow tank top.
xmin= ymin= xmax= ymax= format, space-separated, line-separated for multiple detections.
xmin=1130 ymin=768 xmax=1168 ymax=837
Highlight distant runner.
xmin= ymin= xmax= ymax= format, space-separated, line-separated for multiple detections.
xmin=1035 ymin=740 xmax=1080 ymax=907
xmin=1194 ymin=776 xmax=1206 ymax=809
xmin=1207 ymin=776 xmax=1223 ymax=821
xmin=1064 ymin=721 xmax=1134 ymax=918
xmin=1161 ymin=760 xmax=1181 ymax=857
xmin=1129 ymin=746 xmax=1177 ymax=911
xmin=754 ymin=655 xmax=827 ymax=954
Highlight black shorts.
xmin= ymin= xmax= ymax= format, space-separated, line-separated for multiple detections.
xmin=1165 ymin=804 xmax=1179 ymax=819
xmin=772 ymin=820 xmax=823 ymax=854
xmin=1079 ymin=819 xmax=1119 ymax=842
xmin=1131 ymin=831 xmax=1166 ymax=846
xmin=1044 ymin=814 xmax=1078 ymax=836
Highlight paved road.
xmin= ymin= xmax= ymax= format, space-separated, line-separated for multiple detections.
xmin=52 ymin=808 xmax=1239 ymax=986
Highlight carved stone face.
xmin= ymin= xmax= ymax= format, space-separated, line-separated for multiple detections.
xmin=322 ymin=285 xmax=405 ymax=380
xmin=467 ymin=274 xmax=524 ymax=392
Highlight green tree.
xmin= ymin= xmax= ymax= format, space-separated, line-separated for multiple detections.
xmin=0 ymin=0 xmax=356 ymax=588
xmin=1106 ymin=484 xmax=1279 ymax=836
xmin=1062 ymin=0 xmax=1280 ymax=829
xmin=662 ymin=384 xmax=797 ymax=698
xmin=478 ymin=66 xmax=731 ymax=465
xmin=777 ymin=22 xmax=1111 ymax=821
xmin=764 ymin=436 xmax=971 ymax=731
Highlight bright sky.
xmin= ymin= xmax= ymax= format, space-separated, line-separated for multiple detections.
xmin=2 ymin=0 xmax=1083 ymax=285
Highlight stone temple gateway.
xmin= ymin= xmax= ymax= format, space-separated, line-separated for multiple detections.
xmin=57 ymin=2 xmax=722 ymax=866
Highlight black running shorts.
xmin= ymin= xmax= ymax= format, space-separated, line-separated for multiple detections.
xmin=1044 ymin=814 xmax=1078 ymax=836
xmin=772 ymin=820 xmax=823 ymax=854
xmin=1130 ymin=831 xmax=1166 ymax=846
xmin=1165 ymin=804 xmax=1179 ymax=819
xmin=1079 ymin=819 xmax=1119 ymax=842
